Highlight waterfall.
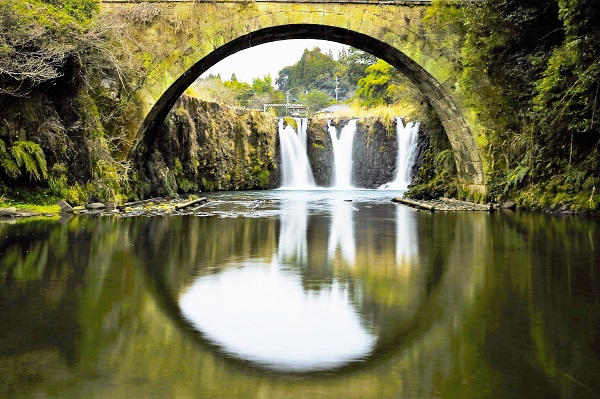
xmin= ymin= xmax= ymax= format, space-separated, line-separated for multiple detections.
xmin=278 ymin=118 xmax=316 ymax=189
xmin=328 ymin=119 xmax=357 ymax=189
xmin=381 ymin=118 xmax=420 ymax=190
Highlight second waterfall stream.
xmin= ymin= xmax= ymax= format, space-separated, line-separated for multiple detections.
xmin=278 ymin=117 xmax=419 ymax=190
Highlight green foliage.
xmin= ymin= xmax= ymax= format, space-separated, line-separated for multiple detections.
xmin=425 ymin=0 xmax=599 ymax=211
xmin=301 ymin=89 xmax=331 ymax=111
xmin=407 ymin=110 xmax=458 ymax=200
xmin=172 ymin=158 xmax=198 ymax=193
xmin=191 ymin=46 xmax=377 ymax=115
xmin=177 ymin=178 xmax=198 ymax=193
xmin=223 ymin=77 xmax=253 ymax=107
xmin=282 ymin=117 xmax=298 ymax=131
xmin=0 ymin=139 xmax=47 ymax=181
xmin=337 ymin=48 xmax=377 ymax=87
xmin=11 ymin=141 xmax=47 ymax=181
xmin=46 ymin=163 xmax=85 ymax=205
xmin=434 ymin=149 xmax=456 ymax=177
xmin=257 ymin=169 xmax=269 ymax=188
xmin=0 ymin=139 xmax=19 ymax=179
xmin=251 ymin=74 xmax=275 ymax=95
xmin=355 ymin=60 xmax=396 ymax=107
xmin=201 ymin=177 xmax=215 ymax=192
xmin=48 ymin=163 xmax=68 ymax=196
xmin=532 ymin=0 xmax=600 ymax=138
xmin=276 ymin=48 xmax=337 ymax=91
xmin=0 ymin=0 xmax=100 ymax=96
xmin=354 ymin=60 xmax=420 ymax=108
xmin=65 ymin=183 xmax=87 ymax=206
xmin=504 ymin=165 xmax=530 ymax=194
xmin=44 ymin=0 xmax=99 ymax=22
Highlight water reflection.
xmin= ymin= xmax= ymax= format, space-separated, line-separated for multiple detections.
xmin=1 ymin=193 xmax=599 ymax=398
xmin=278 ymin=196 xmax=310 ymax=268
xmin=327 ymin=198 xmax=356 ymax=264
xmin=396 ymin=204 xmax=418 ymax=267
xmin=180 ymin=259 xmax=375 ymax=372
xmin=179 ymin=193 xmax=375 ymax=371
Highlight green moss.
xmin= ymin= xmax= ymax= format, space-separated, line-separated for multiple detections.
xmin=174 ymin=158 xmax=184 ymax=175
xmin=65 ymin=183 xmax=87 ymax=206
xmin=257 ymin=169 xmax=270 ymax=188
xmin=201 ymin=177 xmax=215 ymax=192
xmin=282 ymin=117 xmax=298 ymax=131
xmin=0 ymin=184 xmax=61 ymax=207
xmin=10 ymin=203 xmax=61 ymax=214
xmin=177 ymin=178 xmax=198 ymax=193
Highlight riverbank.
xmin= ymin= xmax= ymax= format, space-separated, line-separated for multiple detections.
xmin=2 ymin=194 xmax=597 ymax=222
xmin=394 ymin=195 xmax=599 ymax=216
xmin=0 ymin=195 xmax=267 ymax=221
xmin=393 ymin=197 xmax=493 ymax=212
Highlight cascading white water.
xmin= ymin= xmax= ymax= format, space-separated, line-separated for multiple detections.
xmin=328 ymin=119 xmax=357 ymax=189
xmin=381 ymin=118 xmax=420 ymax=190
xmin=278 ymin=118 xmax=316 ymax=189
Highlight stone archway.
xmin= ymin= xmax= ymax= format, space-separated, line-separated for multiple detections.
xmin=101 ymin=1 xmax=486 ymax=193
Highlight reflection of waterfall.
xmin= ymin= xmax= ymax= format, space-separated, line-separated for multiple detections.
xmin=278 ymin=118 xmax=316 ymax=189
xmin=277 ymin=197 xmax=309 ymax=268
xmin=395 ymin=205 xmax=418 ymax=267
xmin=381 ymin=118 xmax=420 ymax=190
xmin=328 ymin=200 xmax=356 ymax=264
xmin=179 ymin=260 xmax=375 ymax=372
xmin=328 ymin=120 xmax=357 ymax=189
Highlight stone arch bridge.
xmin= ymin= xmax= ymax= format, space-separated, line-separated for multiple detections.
xmin=101 ymin=0 xmax=487 ymax=194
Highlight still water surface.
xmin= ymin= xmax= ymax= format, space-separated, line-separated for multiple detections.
xmin=1 ymin=190 xmax=599 ymax=398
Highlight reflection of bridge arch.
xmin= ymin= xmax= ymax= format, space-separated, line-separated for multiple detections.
xmin=102 ymin=1 xmax=485 ymax=193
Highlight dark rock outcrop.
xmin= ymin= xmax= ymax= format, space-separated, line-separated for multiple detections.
xmin=306 ymin=118 xmax=334 ymax=187
xmin=353 ymin=116 xmax=398 ymax=189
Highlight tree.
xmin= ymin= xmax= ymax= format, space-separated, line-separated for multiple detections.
xmin=0 ymin=0 xmax=100 ymax=97
xmin=189 ymin=76 xmax=240 ymax=105
xmin=251 ymin=74 xmax=275 ymax=95
xmin=275 ymin=66 xmax=292 ymax=91
xmin=338 ymin=47 xmax=376 ymax=87
xmin=276 ymin=47 xmax=342 ymax=99
xmin=355 ymin=60 xmax=398 ymax=107
xmin=224 ymin=77 xmax=253 ymax=107
xmin=301 ymin=89 xmax=331 ymax=112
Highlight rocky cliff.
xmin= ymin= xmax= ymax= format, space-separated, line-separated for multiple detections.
xmin=305 ymin=116 xmax=426 ymax=189
xmin=135 ymin=95 xmax=280 ymax=197
xmin=1 ymin=87 xmax=426 ymax=203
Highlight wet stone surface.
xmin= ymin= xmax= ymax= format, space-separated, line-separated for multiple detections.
xmin=70 ymin=196 xmax=281 ymax=219
xmin=392 ymin=196 xmax=492 ymax=212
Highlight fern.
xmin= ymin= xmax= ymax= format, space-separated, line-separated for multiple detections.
xmin=9 ymin=141 xmax=48 ymax=181
xmin=0 ymin=139 xmax=20 ymax=179
xmin=435 ymin=149 xmax=455 ymax=175
xmin=504 ymin=165 xmax=530 ymax=194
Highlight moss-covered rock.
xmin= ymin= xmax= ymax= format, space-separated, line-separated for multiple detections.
xmin=136 ymin=95 xmax=279 ymax=196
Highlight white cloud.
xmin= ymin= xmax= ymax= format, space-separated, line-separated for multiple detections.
xmin=200 ymin=39 xmax=348 ymax=84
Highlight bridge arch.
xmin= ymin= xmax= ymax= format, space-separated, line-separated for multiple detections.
xmin=108 ymin=2 xmax=485 ymax=192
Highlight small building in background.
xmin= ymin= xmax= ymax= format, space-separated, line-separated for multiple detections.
xmin=315 ymin=104 xmax=351 ymax=118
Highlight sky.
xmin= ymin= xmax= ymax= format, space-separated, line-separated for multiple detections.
xmin=200 ymin=40 xmax=348 ymax=84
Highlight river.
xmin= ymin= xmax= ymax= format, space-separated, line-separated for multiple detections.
xmin=1 ymin=190 xmax=599 ymax=398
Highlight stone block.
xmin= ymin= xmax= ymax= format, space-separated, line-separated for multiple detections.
xmin=57 ymin=200 xmax=74 ymax=213
xmin=0 ymin=207 xmax=17 ymax=216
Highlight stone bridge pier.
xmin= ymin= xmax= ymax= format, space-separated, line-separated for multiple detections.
xmin=101 ymin=0 xmax=487 ymax=195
